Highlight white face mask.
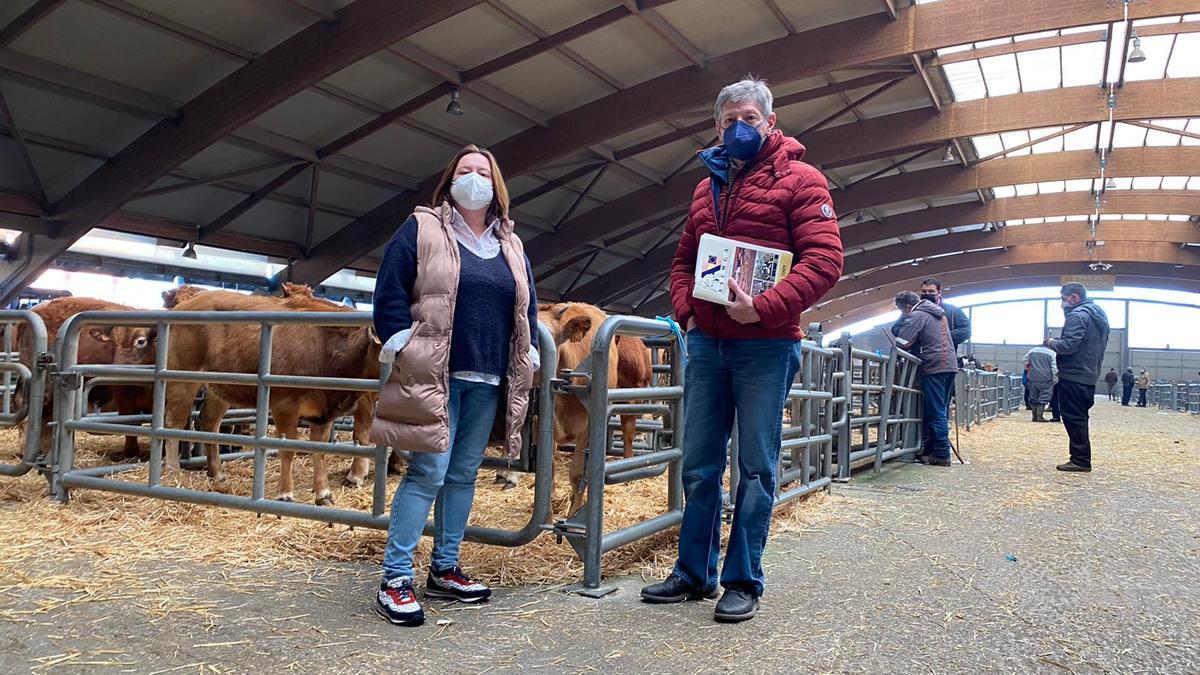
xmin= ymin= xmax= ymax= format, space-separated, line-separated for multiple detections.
xmin=450 ymin=172 xmax=494 ymax=211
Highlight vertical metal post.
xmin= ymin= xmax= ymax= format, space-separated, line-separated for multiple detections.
xmin=2 ymin=322 xmax=12 ymax=416
xmin=582 ymin=326 xmax=614 ymax=590
xmin=800 ymin=348 xmax=812 ymax=488
xmin=875 ymin=354 xmax=894 ymax=473
xmin=253 ymin=323 xmax=273 ymax=502
xmin=667 ymin=333 xmax=684 ymax=512
xmin=837 ymin=333 xmax=852 ymax=479
xmin=148 ymin=322 xmax=170 ymax=487
xmin=822 ymin=353 xmax=834 ymax=489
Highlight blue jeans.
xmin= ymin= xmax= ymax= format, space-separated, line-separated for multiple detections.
xmin=382 ymin=379 xmax=500 ymax=581
xmin=920 ymin=371 xmax=956 ymax=460
xmin=672 ymin=329 xmax=801 ymax=597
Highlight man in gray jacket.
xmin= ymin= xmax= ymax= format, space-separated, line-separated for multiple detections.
xmin=1044 ymin=282 xmax=1110 ymax=472
xmin=1023 ymin=344 xmax=1057 ymax=422
xmin=891 ymin=292 xmax=959 ymax=466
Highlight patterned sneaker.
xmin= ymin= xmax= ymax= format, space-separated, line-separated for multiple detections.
xmin=425 ymin=566 xmax=492 ymax=603
xmin=375 ymin=576 xmax=424 ymax=626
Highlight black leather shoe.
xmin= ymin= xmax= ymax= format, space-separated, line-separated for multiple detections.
xmin=714 ymin=588 xmax=759 ymax=623
xmin=927 ymin=456 xmax=952 ymax=467
xmin=1056 ymin=462 xmax=1091 ymax=472
xmin=640 ymin=574 xmax=718 ymax=604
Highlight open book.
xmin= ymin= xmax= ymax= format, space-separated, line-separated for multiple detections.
xmin=692 ymin=233 xmax=793 ymax=306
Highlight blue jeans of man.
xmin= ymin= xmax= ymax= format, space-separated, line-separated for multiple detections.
xmin=382 ymin=378 xmax=500 ymax=581
xmin=1121 ymin=383 xmax=1133 ymax=406
xmin=672 ymin=329 xmax=801 ymax=597
xmin=920 ymin=372 xmax=956 ymax=461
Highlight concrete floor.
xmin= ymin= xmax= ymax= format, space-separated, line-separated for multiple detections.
xmin=2 ymin=401 xmax=1197 ymax=674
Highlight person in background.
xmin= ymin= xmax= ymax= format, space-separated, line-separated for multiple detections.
xmin=1104 ymin=368 xmax=1118 ymax=402
xmin=371 ymin=145 xmax=540 ymax=627
xmin=918 ymin=278 xmax=970 ymax=350
xmin=1044 ymin=282 xmax=1110 ymax=472
xmin=1022 ymin=362 xmax=1033 ymax=410
xmin=1136 ymin=368 xmax=1151 ymax=407
xmin=890 ymin=291 xmax=958 ymax=466
xmin=1024 ymin=343 xmax=1058 ymax=422
xmin=641 ymin=76 xmax=843 ymax=623
xmin=1120 ymin=367 xmax=1136 ymax=406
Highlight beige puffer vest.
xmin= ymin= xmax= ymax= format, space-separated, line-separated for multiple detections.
xmin=369 ymin=203 xmax=534 ymax=456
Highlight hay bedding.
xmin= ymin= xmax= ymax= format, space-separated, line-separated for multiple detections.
xmin=0 ymin=428 xmax=829 ymax=593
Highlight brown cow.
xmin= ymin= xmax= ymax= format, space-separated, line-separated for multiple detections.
xmin=16 ymin=297 xmax=155 ymax=458
xmin=161 ymin=285 xmax=207 ymax=309
xmin=162 ymin=289 xmax=380 ymax=504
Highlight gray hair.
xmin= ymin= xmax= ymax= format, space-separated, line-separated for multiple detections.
xmin=713 ymin=76 xmax=773 ymax=122
xmin=894 ymin=291 xmax=921 ymax=311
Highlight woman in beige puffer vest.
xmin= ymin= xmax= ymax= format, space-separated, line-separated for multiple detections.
xmin=370 ymin=146 xmax=539 ymax=627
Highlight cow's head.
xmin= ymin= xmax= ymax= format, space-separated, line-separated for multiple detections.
xmin=556 ymin=304 xmax=604 ymax=344
xmin=89 ymin=326 xmax=158 ymax=365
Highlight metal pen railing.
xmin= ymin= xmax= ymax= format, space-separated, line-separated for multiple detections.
xmin=50 ymin=310 xmax=558 ymax=549
xmin=0 ymin=310 xmax=48 ymax=478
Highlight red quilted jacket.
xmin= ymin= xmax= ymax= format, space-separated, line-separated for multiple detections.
xmin=669 ymin=131 xmax=844 ymax=340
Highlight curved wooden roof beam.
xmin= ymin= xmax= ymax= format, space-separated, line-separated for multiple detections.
xmin=843 ymin=220 xmax=1198 ymax=276
xmin=0 ymin=0 xmax=486 ymax=303
xmin=284 ymin=0 xmax=1196 ymax=285
xmin=835 ymin=146 xmax=1200 ymax=215
xmin=810 ymin=242 xmax=1200 ymax=321
xmin=521 ymin=77 xmax=1200 ymax=269
xmin=814 ymin=268 xmax=1200 ymax=329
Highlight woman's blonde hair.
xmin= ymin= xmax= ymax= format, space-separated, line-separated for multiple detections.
xmin=430 ymin=144 xmax=510 ymax=221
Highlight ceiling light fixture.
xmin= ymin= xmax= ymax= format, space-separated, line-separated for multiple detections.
xmin=181 ymin=241 xmax=198 ymax=260
xmin=1104 ymin=177 xmax=1117 ymax=190
xmin=942 ymin=145 xmax=955 ymax=163
xmin=1127 ymin=31 xmax=1147 ymax=64
xmin=445 ymin=88 xmax=463 ymax=116
xmin=855 ymin=212 xmax=864 ymax=223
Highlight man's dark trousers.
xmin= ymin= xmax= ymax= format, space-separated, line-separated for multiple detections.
xmin=1057 ymin=380 xmax=1095 ymax=469
xmin=1121 ymin=383 xmax=1133 ymax=406
xmin=1049 ymin=382 xmax=1061 ymax=420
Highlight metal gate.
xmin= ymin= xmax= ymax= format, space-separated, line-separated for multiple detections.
xmin=0 ymin=310 xmax=49 ymax=479
xmin=49 ymin=309 xmax=558 ymax=549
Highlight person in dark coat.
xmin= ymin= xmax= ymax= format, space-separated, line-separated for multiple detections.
xmin=1045 ymin=283 xmax=1111 ymax=472
xmin=1104 ymin=368 xmax=1118 ymax=401
xmin=1120 ymin=367 xmax=1135 ymax=406
xmin=919 ymin=278 xmax=970 ymax=351
xmin=890 ymin=291 xmax=959 ymax=467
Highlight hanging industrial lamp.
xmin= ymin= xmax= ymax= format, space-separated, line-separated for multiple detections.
xmin=1127 ymin=31 xmax=1147 ymax=63
xmin=181 ymin=241 xmax=198 ymax=259
xmin=445 ymin=88 xmax=463 ymax=116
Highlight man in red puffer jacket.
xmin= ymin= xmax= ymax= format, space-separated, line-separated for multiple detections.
xmin=641 ymin=77 xmax=843 ymax=623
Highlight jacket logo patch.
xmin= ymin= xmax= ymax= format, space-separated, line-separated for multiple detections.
xmin=821 ymin=204 xmax=834 ymax=219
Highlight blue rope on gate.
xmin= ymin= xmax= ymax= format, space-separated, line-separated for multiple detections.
xmin=654 ymin=315 xmax=688 ymax=369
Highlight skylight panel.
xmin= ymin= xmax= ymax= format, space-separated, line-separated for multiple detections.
xmin=971 ymin=134 xmax=1004 ymax=157
xmin=1124 ymin=35 xmax=1173 ymax=81
xmin=1104 ymin=23 xmax=1129 ymax=84
xmin=1108 ymin=177 xmax=1133 ymax=190
xmin=1166 ymin=33 xmax=1200 ymax=78
xmin=1000 ymin=130 xmax=1032 ymax=154
xmin=975 ymin=37 xmax=1012 ymax=49
xmin=1100 ymin=213 xmax=1121 ymax=220
xmin=1023 ymin=217 xmax=1045 ymax=225
xmin=1167 ymin=214 xmax=1190 ymax=221
xmin=1014 ymin=182 xmax=1038 ymax=196
xmin=1131 ymin=176 xmax=1163 ymax=190
xmin=979 ymin=54 xmax=1020 ymax=95
xmin=1122 ymin=214 xmax=1147 ymax=220
xmin=1015 ymin=30 xmax=1059 ymax=42
xmin=1146 ymin=214 xmax=1168 ymax=220
xmin=1188 ymin=177 xmax=1200 ymax=190
xmin=936 ymin=43 xmax=972 ymax=56
xmin=1111 ymin=123 xmax=1146 ymax=148
xmin=1133 ymin=16 xmax=1182 ymax=26
xmin=1017 ymin=48 xmax=1061 ymax=91
xmin=1045 ymin=216 xmax=1067 ymax=223
xmin=1038 ymin=180 xmax=1066 ymax=194
xmin=942 ymin=61 xmax=986 ymax=101
xmin=1031 ymin=126 xmax=1065 ymax=153
xmin=1145 ymin=119 xmax=1184 ymax=146
xmin=1063 ymin=125 xmax=1097 ymax=151
xmin=1065 ymin=179 xmax=1092 ymax=192
xmin=1061 ymin=43 xmax=1105 ymax=86
xmin=1061 ymin=24 xmax=1107 ymax=35
xmin=1160 ymin=176 xmax=1189 ymax=189
xmin=992 ymin=185 xmax=1017 ymax=198
xmin=1065 ymin=215 xmax=1090 ymax=221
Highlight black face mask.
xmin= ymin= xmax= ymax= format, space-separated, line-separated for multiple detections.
xmin=919 ymin=293 xmax=938 ymax=303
